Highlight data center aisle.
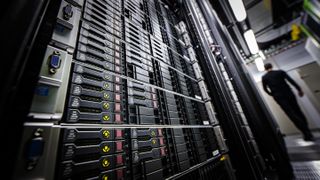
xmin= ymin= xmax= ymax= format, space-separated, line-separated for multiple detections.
xmin=285 ymin=132 xmax=320 ymax=179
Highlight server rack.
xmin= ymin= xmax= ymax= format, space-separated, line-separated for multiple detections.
xmin=182 ymin=0 xmax=293 ymax=179
xmin=1 ymin=0 xmax=293 ymax=179
xmin=4 ymin=0 xmax=233 ymax=179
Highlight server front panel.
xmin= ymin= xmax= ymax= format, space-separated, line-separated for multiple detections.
xmin=13 ymin=0 xmax=234 ymax=179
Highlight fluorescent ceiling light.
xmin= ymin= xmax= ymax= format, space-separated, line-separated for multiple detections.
xmin=258 ymin=50 xmax=266 ymax=60
xmin=255 ymin=57 xmax=264 ymax=72
xmin=228 ymin=0 xmax=247 ymax=22
xmin=244 ymin=29 xmax=259 ymax=54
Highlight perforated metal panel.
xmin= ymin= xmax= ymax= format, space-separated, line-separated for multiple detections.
xmin=292 ymin=161 xmax=320 ymax=180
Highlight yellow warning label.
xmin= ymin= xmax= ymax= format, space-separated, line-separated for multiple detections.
xmin=102 ymin=158 xmax=110 ymax=168
xmin=151 ymin=130 xmax=156 ymax=137
xmin=103 ymin=102 xmax=110 ymax=110
xmin=104 ymin=93 xmax=110 ymax=99
xmin=220 ymin=155 xmax=226 ymax=161
xmin=104 ymin=74 xmax=111 ymax=80
xmin=102 ymin=130 xmax=111 ymax=138
xmin=151 ymin=139 xmax=157 ymax=145
xmin=103 ymin=115 xmax=110 ymax=121
xmin=102 ymin=175 xmax=108 ymax=180
xmin=102 ymin=145 xmax=110 ymax=153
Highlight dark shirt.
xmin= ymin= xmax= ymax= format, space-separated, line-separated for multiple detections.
xmin=262 ymin=70 xmax=301 ymax=97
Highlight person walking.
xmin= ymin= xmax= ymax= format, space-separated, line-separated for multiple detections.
xmin=262 ymin=63 xmax=314 ymax=141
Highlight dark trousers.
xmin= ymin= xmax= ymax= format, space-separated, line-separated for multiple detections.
xmin=273 ymin=93 xmax=312 ymax=137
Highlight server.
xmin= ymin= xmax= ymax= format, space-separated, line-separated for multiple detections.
xmin=2 ymin=0 xmax=293 ymax=179
xmin=8 ymin=0 xmax=234 ymax=179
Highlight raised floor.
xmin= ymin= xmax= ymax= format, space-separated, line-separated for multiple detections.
xmin=285 ymin=131 xmax=320 ymax=180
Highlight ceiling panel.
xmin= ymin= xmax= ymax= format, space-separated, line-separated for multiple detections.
xmin=247 ymin=1 xmax=272 ymax=33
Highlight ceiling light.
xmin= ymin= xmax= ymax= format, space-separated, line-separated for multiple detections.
xmin=255 ymin=57 xmax=264 ymax=72
xmin=228 ymin=0 xmax=247 ymax=22
xmin=258 ymin=50 xmax=266 ymax=60
xmin=244 ymin=29 xmax=259 ymax=54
